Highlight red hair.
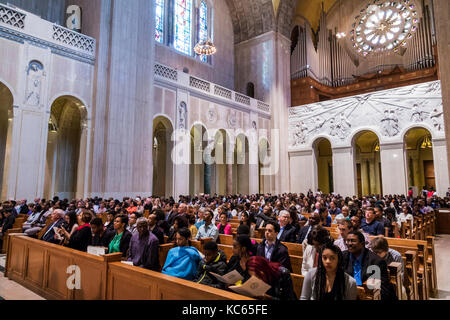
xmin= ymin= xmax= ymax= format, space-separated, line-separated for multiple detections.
xmin=246 ymin=256 xmax=281 ymax=285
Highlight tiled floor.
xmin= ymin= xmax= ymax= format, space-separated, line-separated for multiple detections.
xmin=1 ymin=235 xmax=450 ymax=300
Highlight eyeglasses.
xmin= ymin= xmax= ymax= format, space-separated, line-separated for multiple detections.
xmin=345 ymin=239 xmax=359 ymax=244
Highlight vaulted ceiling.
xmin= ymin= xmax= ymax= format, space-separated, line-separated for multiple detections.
xmin=225 ymin=0 xmax=339 ymax=44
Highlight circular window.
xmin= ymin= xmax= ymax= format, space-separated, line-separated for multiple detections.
xmin=350 ymin=0 xmax=419 ymax=56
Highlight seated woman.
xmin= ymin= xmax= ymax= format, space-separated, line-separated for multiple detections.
xmin=108 ymin=214 xmax=132 ymax=257
xmin=302 ymin=225 xmax=332 ymax=276
xmin=246 ymin=256 xmax=297 ymax=300
xmin=63 ymin=210 xmax=93 ymax=252
xmin=187 ymin=214 xmax=198 ymax=240
xmin=217 ymin=212 xmax=232 ymax=235
xmin=300 ymin=242 xmax=357 ymax=300
xmin=162 ymin=228 xmax=201 ymax=281
xmin=167 ymin=215 xmax=188 ymax=242
xmin=226 ymin=234 xmax=255 ymax=283
xmin=319 ymin=207 xmax=331 ymax=227
xmin=57 ymin=210 xmax=78 ymax=245
xmin=239 ymin=211 xmax=256 ymax=238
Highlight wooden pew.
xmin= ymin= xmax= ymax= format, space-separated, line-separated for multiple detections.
xmin=388 ymin=262 xmax=403 ymax=300
xmin=219 ymin=234 xmax=234 ymax=245
xmin=290 ymin=255 xmax=302 ymax=275
xmin=107 ymin=262 xmax=252 ymax=300
xmin=426 ymin=236 xmax=438 ymax=297
xmin=404 ymin=251 xmax=419 ymax=300
xmin=37 ymin=216 xmax=53 ymax=240
xmin=5 ymin=234 xmax=122 ymax=300
xmin=159 ymin=243 xmax=175 ymax=269
xmin=291 ymin=273 xmax=304 ymax=298
xmin=1 ymin=228 xmax=21 ymax=254
xmin=217 ymin=244 xmax=233 ymax=262
xmin=5 ymin=234 xmax=251 ymax=300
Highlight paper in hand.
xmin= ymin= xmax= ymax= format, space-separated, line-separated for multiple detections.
xmin=229 ymin=276 xmax=271 ymax=297
xmin=209 ymin=270 xmax=244 ymax=285
xmin=87 ymin=246 xmax=107 ymax=256
xmin=53 ymin=227 xmax=62 ymax=240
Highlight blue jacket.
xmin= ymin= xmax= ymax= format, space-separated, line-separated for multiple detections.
xmin=162 ymin=246 xmax=201 ymax=280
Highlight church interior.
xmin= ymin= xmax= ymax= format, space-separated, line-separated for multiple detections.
xmin=1 ymin=0 xmax=450 ymax=302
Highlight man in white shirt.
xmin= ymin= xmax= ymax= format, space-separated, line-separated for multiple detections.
xmin=195 ymin=209 xmax=218 ymax=241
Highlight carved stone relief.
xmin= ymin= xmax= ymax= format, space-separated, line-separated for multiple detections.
xmin=288 ymin=81 xmax=444 ymax=148
xmin=24 ymin=61 xmax=45 ymax=106
xmin=178 ymin=101 xmax=187 ymax=130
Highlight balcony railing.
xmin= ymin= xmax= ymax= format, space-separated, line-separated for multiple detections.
xmin=154 ymin=62 xmax=271 ymax=116
xmin=0 ymin=3 xmax=96 ymax=64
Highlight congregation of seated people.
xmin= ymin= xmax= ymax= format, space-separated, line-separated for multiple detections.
xmin=0 ymin=189 xmax=447 ymax=301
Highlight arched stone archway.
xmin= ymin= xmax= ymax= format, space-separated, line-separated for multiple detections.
xmin=313 ymin=138 xmax=333 ymax=194
xmin=44 ymin=96 xmax=87 ymax=200
xmin=352 ymin=130 xmax=383 ymax=197
xmin=0 ymin=81 xmax=14 ymax=200
xmin=152 ymin=116 xmax=174 ymax=197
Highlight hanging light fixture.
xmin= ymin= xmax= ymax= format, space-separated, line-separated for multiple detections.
xmin=194 ymin=38 xmax=217 ymax=56
xmin=374 ymin=141 xmax=380 ymax=152
xmin=420 ymin=135 xmax=432 ymax=149
xmin=48 ymin=118 xmax=57 ymax=133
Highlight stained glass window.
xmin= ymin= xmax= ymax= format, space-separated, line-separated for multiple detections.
xmin=155 ymin=0 xmax=164 ymax=43
xmin=198 ymin=1 xmax=208 ymax=62
xmin=174 ymin=0 xmax=193 ymax=55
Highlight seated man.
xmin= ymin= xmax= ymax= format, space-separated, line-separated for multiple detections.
xmin=90 ymin=218 xmax=115 ymax=247
xmin=371 ymin=237 xmax=404 ymax=283
xmin=277 ymin=210 xmax=297 ymax=243
xmin=127 ymin=217 xmax=160 ymax=271
xmin=41 ymin=209 xmax=65 ymax=244
xmin=361 ymin=207 xmax=385 ymax=236
xmin=127 ymin=212 xmax=140 ymax=234
xmin=296 ymin=212 xmax=321 ymax=244
xmin=195 ymin=209 xmax=219 ymax=241
xmin=148 ymin=211 xmax=164 ymax=244
xmin=256 ymin=220 xmax=292 ymax=272
xmin=342 ymin=231 xmax=397 ymax=300
xmin=334 ymin=220 xmax=371 ymax=252
xmin=22 ymin=205 xmax=42 ymax=231
xmin=23 ymin=204 xmax=52 ymax=237
xmin=193 ymin=241 xmax=228 ymax=289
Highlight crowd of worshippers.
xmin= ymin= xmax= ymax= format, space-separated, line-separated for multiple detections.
xmin=0 ymin=190 xmax=447 ymax=300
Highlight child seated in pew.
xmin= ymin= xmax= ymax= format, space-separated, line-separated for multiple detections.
xmin=371 ymin=237 xmax=404 ymax=284
xmin=162 ymin=228 xmax=202 ymax=281
xmin=193 ymin=241 xmax=228 ymax=289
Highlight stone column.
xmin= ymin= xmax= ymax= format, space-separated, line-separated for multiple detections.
xmin=289 ymin=150 xmax=315 ymax=193
xmin=332 ymin=147 xmax=357 ymax=196
xmin=369 ymin=157 xmax=377 ymax=195
xmin=434 ymin=0 xmax=450 ymax=185
xmin=380 ymin=143 xmax=407 ymax=195
xmin=411 ymin=152 xmax=421 ymax=189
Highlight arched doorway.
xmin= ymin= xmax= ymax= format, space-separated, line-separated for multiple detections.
xmin=44 ymin=96 xmax=88 ymax=200
xmin=189 ymin=124 xmax=208 ymax=195
xmin=353 ymin=131 xmax=383 ymax=197
xmin=404 ymin=127 xmax=436 ymax=196
xmin=0 ymin=82 xmax=13 ymax=200
xmin=152 ymin=116 xmax=174 ymax=197
xmin=235 ymin=134 xmax=249 ymax=195
xmin=313 ymin=138 xmax=333 ymax=194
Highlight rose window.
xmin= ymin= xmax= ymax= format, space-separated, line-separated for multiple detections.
xmin=350 ymin=0 xmax=419 ymax=56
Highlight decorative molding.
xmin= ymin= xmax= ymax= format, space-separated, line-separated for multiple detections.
xmin=154 ymin=63 xmax=178 ymax=81
xmin=214 ymin=85 xmax=232 ymax=100
xmin=189 ymin=76 xmax=210 ymax=92
xmin=235 ymin=92 xmax=250 ymax=106
xmin=289 ymin=81 xmax=444 ymax=149
xmin=52 ymin=24 xmax=95 ymax=54
xmin=0 ymin=4 xmax=25 ymax=29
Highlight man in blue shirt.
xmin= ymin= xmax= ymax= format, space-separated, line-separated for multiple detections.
xmin=343 ymin=231 xmax=397 ymax=300
xmin=361 ymin=207 xmax=385 ymax=236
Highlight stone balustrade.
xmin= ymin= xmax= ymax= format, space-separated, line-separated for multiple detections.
xmin=154 ymin=62 xmax=271 ymax=116
xmin=0 ymin=3 xmax=96 ymax=64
